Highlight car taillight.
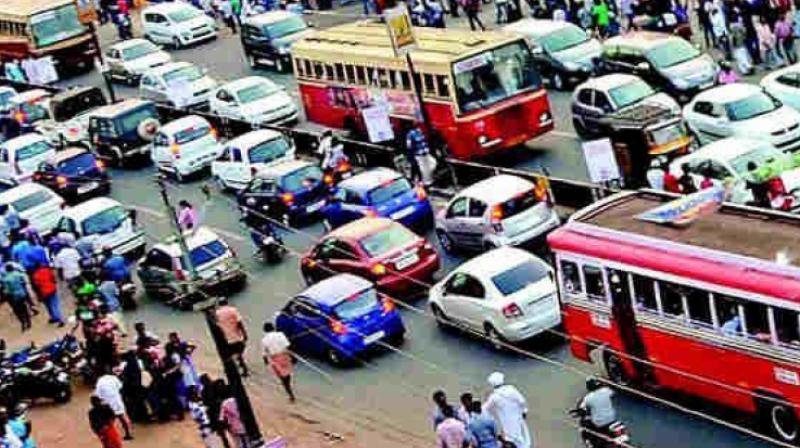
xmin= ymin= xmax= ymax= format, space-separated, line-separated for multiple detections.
xmin=502 ymin=303 xmax=523 ymax=319
xmin=33 ymin=173 xmax=41 ymax=181
xmin=330 ymin=319 xmax=348 ymax=335
xmin=174 ymin=268 xmax=186 ymax=282
xmin=250 ymin=166 xmax=258 ymax=176
xmin=96 ymin=160 xmax=105 ymax=170
xmin=364 ymin=208 xmax=377 ymax=218
xmin=56 ymin=176 xmax=67 ymax=187
xmin=171 ymin=143 xmax=181 ymax=159
xmin=14 ymin=111 xmax=25 ymax=123
xmin=382 ymin=297 xmax=396 ymax=314
xmin=281 ymin=192 xmax=294 ymax=206
xmin=210 ymin=127 xmax=218 ymax=140
xmin=323 ymin=174 xmax=334 ymax=185
xmin=416 ymin=183 xmax=427 ymax=201
xmin=93 ymin=135 xmax=101 ymax=145
xmin=337 ymin=160 xmax=351 ymax=173
xmin=371 ymin=263 xmax=386 ymax=276
xmin=491 ymin=205 xmax=503 ymax=231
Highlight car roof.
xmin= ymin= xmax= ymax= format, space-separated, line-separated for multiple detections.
xmin=220 ymin=76 xmax=277 ymax=92
xmin=152 ymin=227 xmax=224 ymax=256
xmin=110 ymin=38 xmax=152 ymax=51
xmin=578 ymin=73 xmax=642 ymax=92
xmin=62 ymin=197 xmax=122 ymax=222
xmin=676 ymin=137 xmax=776 ymax=163
xmin=144 ymin=2 xmax=197 ymax=13
xmin=453 ymin=246 xmax=545 ymax=279
xmin=10 ymin=89 xmax=50 ymax=104
xmin=0 ymin=86 xmax=16 ymax=95
xmin=0 ymin=183 xmax=55 ymax=203
xmin=339 ymin=167 xmax=403 ymax=194
xmin=328 ymin=217 xmax=397 ymax=241
xmin=145 ymin=61 xmax=196 ymax=78
xmin=692 ymin=82 xmax=762 ymax=103
xmin=604 ymin=31 xmax=674 ymax=50
xmin=225 ymin=129 xmax=286 ymax=150
xmin=89 ymin=98 xmax=154 ymax=118
xmin=299 ymin=273 xmax=373 ymax=307
xmin=456 ymin=174 xmax=534 ymax=204
xmin=245 ymin=10 xmax=300 ymax=26
xmin=502 ymin=18 xmax=577 ymax=37
xmin=48 ymin=146 xmax=92 ymax=163
xmin=2 ymin=133 xmax=48 ymax=149
xmin=161 ymin=115 xmax=211 ymax=135
xmin=258 ymin=159 xmax=314 ymax=178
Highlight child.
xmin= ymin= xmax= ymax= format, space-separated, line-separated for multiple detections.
xmin=718 ymin=61 xmax=739 ymax=84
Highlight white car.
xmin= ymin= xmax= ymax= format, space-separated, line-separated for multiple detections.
xmin=761 ymin=63 xmax=800 ymax=112
xmin=209 ymin=76 xmax=298 ymax=126
xmin=55 ymin=197 xmax=145 ymax=258
xmin=151 ymin=115 xmax=224 ymax=181
xmin=683 ymin=83 xmax=800 ymax=153
xmin=0 ymin=134 xmax=56 ymax=186
xmin=211 ymin=129 xmax=295 ymax=190
xmin=141 ymin=2 xmax=217 ymax=49
xmin=428 ymin=247 xmax=561 ymax=344
xmin=0 ymin=183 xmax=64 ymax=235
xmin=139 ymin=61 xmax=218 ymax=109
xmin=105 ymin=38 xmax=172 ymax=85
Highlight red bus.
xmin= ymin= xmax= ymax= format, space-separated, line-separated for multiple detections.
xmin=548 ymin=190 xmax=800 ymax=444
xmin=290 ymin=20 xmax=554 ymax=159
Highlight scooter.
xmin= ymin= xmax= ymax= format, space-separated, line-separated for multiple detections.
xmin=568 ymin=406 xmax=630 ymax=448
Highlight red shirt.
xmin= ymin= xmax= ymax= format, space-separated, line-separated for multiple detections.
xmin=31 ymin=265 xmax=57 ymax=298
xmin=117 ymin=0 xmax=129 ymax=15
xmin=663 ymin=172 xmax=681 ymax=193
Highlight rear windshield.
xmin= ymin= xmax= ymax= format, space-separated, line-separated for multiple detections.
xmin=0 ymin=91 xmax=15 ymax=104
xmin=248 ymin=136 xmax=290 ymax=164
xmin=492 ymin=260 xmax=550 ymax=296
xmin=19 ymin=102 xmax=48 ymax=122
xmin=188 ymin=240 xmax=228 ymax=267
xmin=17 ymin=140 xmax=52 ymax=161
xmin=236 ymin=83 xmax=280 ymax=104
xmin=163 ymin=65 xmax=204 ymax=84
xmin=281 ymin=165 xmax=322 ymax=192
xmin=58 ymin=152 xmax=97 ymax=175
xmin=51 ymin=90 xmax=106 ymax=122
xmin=174 ymin=124 xmax=211 ymax=144
xmin=499 ymin=190 xmax=540 ymax=219
xmin=122 ymin=41 xmax=159 ymax=60
xmin=359 ymin=224 xmax=417 ymax=257
xmin=334 ymin=288 xmax=379 ymax=320
xmin=367 ymin=177 xmax=412 ymax=204
xmin=11 ymin=190 xmax=52 ymax=213
xmin=82 ymin=206 xmax=128 ymax=235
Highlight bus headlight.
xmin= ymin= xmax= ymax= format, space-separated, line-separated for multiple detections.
xmin=539 ymin=112 xmax=552 ymax=125
xmin=478 ymin=135 xmax=488 ymax=145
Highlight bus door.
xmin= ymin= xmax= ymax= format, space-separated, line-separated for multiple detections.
xmin=607 ymin=268 xmax=654 ymax=384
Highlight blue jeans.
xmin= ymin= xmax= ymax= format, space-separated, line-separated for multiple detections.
xmin=43 ymin=293 xmax=63 ymax=324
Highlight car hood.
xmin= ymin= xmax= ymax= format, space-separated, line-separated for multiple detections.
xmin=272 ymin=28 xmax=315 ymax=50
xmin=661 ymin=55 xmax=717 ymax=87
xmin=638 ymin=92 xmax=681 ymax=114
xmin=732 ymin=107 xmax=800 ymax=135
xmin=240 ymin=92 xmax=295 ymax=117
xmin=183 ymin=75 xmax=217 ymax=94
xmin=126 ymin=52 xmax=171 ymax=72
xmin=553 ymin=39 xmax=601 ymax=69
xmin=177 ymin=16 xmax=215 ymax=31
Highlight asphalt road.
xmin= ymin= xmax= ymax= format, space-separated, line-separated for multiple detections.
xmin=50 ymin=11 xmax=776 ymax=448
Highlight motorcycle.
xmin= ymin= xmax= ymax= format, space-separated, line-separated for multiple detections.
xmin=42 ymin=328 xmax=93 ymax=385
xmin=568 ymin=406 xmax=630 ymax=448
xmin=251 ymin=229 xmax=286 ymax=263
xmin=323 ymin=158 xmax=353 ymax=185
xmin=0 ymin=353 xmax=72 ymax=406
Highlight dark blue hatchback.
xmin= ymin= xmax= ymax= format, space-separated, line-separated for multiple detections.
xmin=275 ymin=273 xmax=405 ymax=365
xmin=33 ymin=147 xmax=110 ymax=204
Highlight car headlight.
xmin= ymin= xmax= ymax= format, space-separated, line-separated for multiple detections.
xmin=278 ymin=47 xmax=289 ymax=55
xmin=672 ymin=78 xmax=690 ymax=89
xmin=562 ymin=61 xmax=580 ymax=71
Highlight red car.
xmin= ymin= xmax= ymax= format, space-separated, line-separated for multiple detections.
xmin=300 ymin=218 xmax=440 ymax=297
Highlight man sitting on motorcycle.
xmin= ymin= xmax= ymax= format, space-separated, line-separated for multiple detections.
xmin=101 ymin=247 xmax=130 ymax=283
xmin=579 ymin=377 xmax=617 ymax=435
xmin=241 ymin=208 xmax=284 ymax=250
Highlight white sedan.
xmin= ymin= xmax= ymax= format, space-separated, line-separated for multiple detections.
xmin=209 ymin=76 xmax=298 ymax=126
xmin=211 ymin=129 xmax=295 ymax=190
xmin=761 ymin=63 xmax=800 ymax=111
xmin=683 ymin=83 xmax=800 ymax=153
xmin=428 ymin=247 xmax=561 ymax=347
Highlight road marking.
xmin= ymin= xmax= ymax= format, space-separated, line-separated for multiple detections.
xmin=131 ymin=205 xmax=246 ymax=243
xmin=131 ymin=205 xmax=165 ymax=219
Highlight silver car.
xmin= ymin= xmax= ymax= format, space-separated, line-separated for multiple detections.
xmin=139 ymin=61 xmax=218 ymax=109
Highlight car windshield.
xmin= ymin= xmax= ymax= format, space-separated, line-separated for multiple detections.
xmin=167 ymin=7 xmax=202 ymax=22
xmin=188 ymin=240 xmax=228 ymax=267
xmin=117 ymin=103 xmax=158 ymax=134
xmin=122 ymin=41 xmax=160 ymax=60
xmin=334 ymin=288 xmax=379 ymax=320
xmin=51 ymin=89 xmax=106 ymax=122
xmin=265 ymin=17 xmax=307 ymax=39
xmin=57 ymin=152 xmax=97 ymax=175
xmin=30 ymin=4 xmax=86 ymax=48
xmin=453 ymin=40 xmax=541 ymax=113
xmin=11 ymin=190 xmax=52 ymax=213
xmin=646 ymin=39 xmax=701 ymax=69
xmin=82 ymin=206 xmax=128 ymax=235
xmin=236 ymin=83 xmax=280 ymax=104
xmin=609 ymin=79 xmax=655 ymax=109
xmin=725 ymin=92 xmax=781 ymax=121
xmin=0 ymin=91 xmax=16 ymax=105
xmin=248 ymin=137 xmax=291 ymax=164
xmin=367 ymin=178 xmax=412 ymax=204
xmin=174 ymin=123 xmax=212 ymax=144
xmin=730 ymin=145 xmax=785 ymax=175
xmin=540 ymin=26 xmax=589 ymax=53
xmin=163 ymin=65 xmax=204 ymax=85
xmin=492 ymin=260 xmax=549 ymax=296
xmin=16 ymin=140 xmax=51 ymax=161
xmin=18 ymin=102 xmax=49 ymax=123
xmin=281 ymin=165 xmax=322 ymax=192
xmin=499 ymin=189 xmax=540 ymax=219
xmin=649 ymin=121 xmax=687 ymax=146
xmin=359 ymin=225 xmax=417 ymax=257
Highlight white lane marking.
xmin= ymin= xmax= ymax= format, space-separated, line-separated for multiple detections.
xmin=131 ymin=205 xmax=165 ymax=219
xmin=131 ymin=205 xmax=246 ymax=243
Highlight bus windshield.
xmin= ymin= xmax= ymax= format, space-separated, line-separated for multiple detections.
xmin=453 ymin=40 xmax=541 ymax=113
xmin=30 ymin=5 xmax=86 ymax=48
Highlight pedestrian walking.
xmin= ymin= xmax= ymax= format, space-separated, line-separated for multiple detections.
xmin=166 ymin=332 xmax=200 ymax=408
xmin=188 ymin=386 xmax=221 ymax=448
xmin=0 ymin=409 xmax=23 ymax=448
xmin=178 ymin=200 xmax=199 ymax=231
xmin=484 ymin=372 xmax=531 ymax=448
xmin=94 ymin=368 xmax=134 ymax=441
xmin=98 ymin=279 xmax=126 ymax=335
xmin=201 ymin=375 xmax=232 ymax=448
xmin=119 ymin=350 xmax=153 ymax=423
xmin=755 ymin=15 xmax=784 ymax=68
xmin=467 ymin=400 xmax=499 ymax=448
xmin=88 ymin=396 xmax=123 ymax=448
xmin=221 ymin=0 xmax=238 ymax=34
xmin=1 ymin=263 xmax=33 ymax=332
xmin=261 ymin=322 xmax=295 ymax=402
xmin=219 ymin=387 xmax=249 ymax=448
xmin=776 ymin=12 xmax=796 ymax=64
xmin=53 ymin=244 xmax=82 ymax=290
xmin=678 ymin=163 xmax=698 ymax=194
xmin=435 ymin=406 xmax=467 ymax=448
xmin=214 ymin=299 xmax=250 ymax=377
xmin=30 ymin=262 xmax=63 ymax=327
xmin=461 ymin=0 xmax=485 ymax=30
xmin=431 ymin=390 xmax=458 ymax=429
xmin=718 ymin=61 xmax=740 ymax=83
xmin=590 ymin=0 xmax=610 ymax=38
xmin=405 ymin=124 xmax=437 ymax=186
xmin=730 ymin=20 xmax=754 ymax=74
xmin=1 ymin=406 xmax=34 ymax=448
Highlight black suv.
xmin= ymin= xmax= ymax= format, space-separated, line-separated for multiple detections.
xmin=86 ymin=99 xmax=160 ymax=167
xmin=241 ymin=11 xmax=311 ymax=73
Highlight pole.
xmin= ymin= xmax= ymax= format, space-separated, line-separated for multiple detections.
xmin=405 ymin=53 xmax=432 ymax=132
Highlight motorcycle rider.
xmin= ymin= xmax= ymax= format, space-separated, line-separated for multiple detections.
xmin=101 ymin=247 xmax=130 ymax=283
xmin=241 ymin=208 xmax=284 ymax=257
xmin=578 ymin=377 xmax=617 ymax=439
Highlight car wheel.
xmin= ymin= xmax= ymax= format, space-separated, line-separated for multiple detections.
xmin=326 ymin=348 xmax=344 ymax=366
xmin=552 ymin=72 xmax=565 ymax=90
xmin=762 ymin=399 xmax=800 ymax=444
xmin=436 ymin=229 xmax=455 ymax=254
xmin=275 ymin=57 xmax=287 ymax=73
xmin=54 ymin=384 xmax=72 ymax=403
xmin=573 ymin=118 xmax=590 ymax=139
xmin=247 ymin=54 xmax=259 ymax=68
xmin=431 ymin=304 xmax=449 ymax=328
xmin=484 ymin=323 xmax=506 ymax=351
xmin=174 ymin=169 xmax=185 ymax=183
xmin=172 ymin=36 xmax=182 ymax=49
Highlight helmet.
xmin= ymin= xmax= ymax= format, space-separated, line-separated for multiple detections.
xmin=586 ymin=376 xmax=602 ymax=391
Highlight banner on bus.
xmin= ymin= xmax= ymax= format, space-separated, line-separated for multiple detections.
xmin=636 ymin=186 xmax=726 ymax=226
xmin=384 ymin=7 xmax=416 ymax=56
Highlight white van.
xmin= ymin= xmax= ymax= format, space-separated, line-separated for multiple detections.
xmin=0 ymin=183 xmax=64 ymax=235
xmin=211 ymin=129 xmax=295 ymax=190
xmin=151 ymin=115 xmax=224 ymax=181
xmin=141 ymin=2 xmax=217 ymax=49
xmin=55 ymin=197 xmax=145 ymax=259
xmin=0 ymin=134 xmax=57 ymax=186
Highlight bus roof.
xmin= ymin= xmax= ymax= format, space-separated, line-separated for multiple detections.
xmin=291 ymin=20 xmax=523 ymax=73
xmin=0 ymin=0 xmax=77 ymax=21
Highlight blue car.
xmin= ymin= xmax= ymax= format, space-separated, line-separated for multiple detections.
xmin=322 ymin=168 xmax=433 ymax=231
xmin=33 ymin=147 xmax=111 ymax=204
xmin=276 ymin=273 xmax=405 ymax=365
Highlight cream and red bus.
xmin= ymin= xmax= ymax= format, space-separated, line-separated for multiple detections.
xmin=290 ymin=20 xmax=554 ymax=159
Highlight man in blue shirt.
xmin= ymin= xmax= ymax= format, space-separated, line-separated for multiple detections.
xmin=467 ymin=400 xmax=498 ymax=448
xmin=101 ymin=247 xmax=130 ymax=283
xmin=19 ymin=243 xmax=48 ymax=274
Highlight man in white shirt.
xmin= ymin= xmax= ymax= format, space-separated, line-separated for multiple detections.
xmin=94 ymin=369 xmax=133 ymax=440
xmin=261 ymin=322 xmax=294 ymax=402
xmin=54 ymin=246 xmax=82 ymax=288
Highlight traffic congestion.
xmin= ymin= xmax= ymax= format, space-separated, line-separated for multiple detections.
xmin=1 ymin=0 xmax=800 ymax=446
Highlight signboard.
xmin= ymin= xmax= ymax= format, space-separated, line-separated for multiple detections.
xmin=582 ymin=138 xmax=621 ymax=184
xmin=384 ymin=7 xmax=416 ymax=56
xmin=362 ymin=105 xmax=394 ymax=143
xmin=453 ymin=53 xmax=493 ymax=75
xmin=636 ymin=186 xmax=726 ymax=226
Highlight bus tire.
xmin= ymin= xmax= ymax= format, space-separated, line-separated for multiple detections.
xmin=758 ymin=396 xmax=800 ymax=445
xmin=602 ymin=350 xmax=629 ymax=386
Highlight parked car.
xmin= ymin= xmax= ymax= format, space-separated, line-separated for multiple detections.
xmin=571 ymin=74 xmax=679 ymax=137
xmin=435 ymin=174 xmax=559 ymax=253
xmin=238 ymin=159 xmax=332 ymax=225
xmin=428 ymin=247 xmax=560 ymax=347
xmin=33 ymin=146 xmax=110 ymax=203
xmin=138 ymin=227 xmax=246 ymax=309
xmin=141 ymin=2 xmax=217 ymax=49
xmin=241 ymin=11 xmax=312 ymax=72
xmin=503 ymin=18 xmax=601 ymax=90
xmin=87 ymin=99 xmax=161 ymax=166
xmin=597 ymin=31 xmax=718 ymax=103
xmin=211 ymin=129 xmax=295 ymax=191
xmin=0 ymin=133 xmax=57 ymax=186
xmin=209 ymin=76 xmax=297 ymax=125
xmin=760 ymin=62 xmax=800 ymax=111
xmin=300 ymin=217 xmax=440 ymax=296
xmin=35 ymin=86 xmax=108 ymax=145
xmin=322 ymin=168 xmax=433 ymax=231
xmin=55 ymin=197 xmax=145 ymax=259
xmin=276 ymin=273 xmax=405 ymax=365
xmin=0 ymin=183 xmax=64 ymax=235
xmin=105 ymin=38 xmax=172 ymax=85
xmin=139 ymin=62 xmax=218 ymax=109
xmin=0 ymin=86 xmax=17 ymax=114
xmin=151 ymin=115 xmax=223 ymax=182
xmin=8 ymin=89 xmax=51 ymax=132
xmin=683 ymin=83 xmax=800 ymax=152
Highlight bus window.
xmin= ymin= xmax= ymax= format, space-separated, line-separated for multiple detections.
xmin=356 ymin=66 xmax=366 ymax=85
xmin=715 ymin=294 xmax=742 ymax=336
xmin=631 ymin=274 xmax=658 ymax=313
xmin=400 ymin=71 xmax=411 ymax=90
xmin=377 ymin=69 xmax=391 ymax=88
xmin=582 ymin=265 xmax=606 ymax=303
xmin=313 ymin=62 xmax=324 ymax=79
xmin=304 ymin=60 xmax=312 ymax=77
xmin=743 ymin=302 xmax=771 ymax=343
xmin=366 ymin=67 xmax=377 ymax=86
xmin=335 ymin=63 xmax=345 ymax=81
xmin=559 ymin=260 xmax=581 ymax=295
xmin=686 ymin=288 xmax=713 ymax=327
xmin=345 ymin=65 xmax=355 ymax=83
xmin=774 ymin=308 xmax=800 ymax=348
xmin=437 ymin=76 xmax=451 ymax=98
xmin=659 ymin=282 xmax=685 ymax=318
xmin=424 ymin=74 xmax=436 ymax=96
xmin=295 ymin=59 xmax=304 ymax=76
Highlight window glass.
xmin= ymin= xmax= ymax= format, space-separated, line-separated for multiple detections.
xmin=312 ymin=62 xmax=324 ymax=78
xmin=145 ymin=249 xmax=172 ymax=270
xmin=331 ymin=241 xmax=357 ymax=260
xmin=632 ymin=274 xmax=658 ymax=313
xmin=436 ymin=76 xmax=450 ymax=97
xmin=30 ymin=5 xmax=85 ymax=48
xmin=468 ymin=199 xmax=487 ymax=217
xmin=303 ymin=60 xmax=312 ymax=77
xmin=593 ymin=92 xmax=613 ymax=113
xmin=423 ymin=74 xmax=436 ymax=95
xmin=367 ymin=177 xmax=412 ymax=204
xmin=334 ymin=288 xmax=379 ymax=320
xmin=356 ymin=66 xmax=367 ymax=84
xmin=686 ymin=288 xmax=713 ymax=326
xmin=577 ymin=89 xmax=593 ymax=105
xmin=725 ymin=92 xmax=781 ymax=121
xmin=345 ymin=65 xmax=355 ymax=83
xmin=247 ymin=136 xmax=291 ymax=164
xmin=560 ymin=260 xmax=582 ymax=294
xmin=82 ymin=206 xmax=128 ymax=235
xmin=280 ymin=165 xmax=323 ymax=192
xmin=358 ymin=225 xmax=417 ymax=257
xmin=400 ymin=72 xmax=411 ymax=90
xmin=187 ymin=240 xmax=228 ymax=267
xmin=16 ymin=140 xmax=52 ymax=161
xmin=774 ymin=308 xmax=800 ymax=347
xmin=715 ymin=294 xmax=742 ymax=336
xmin=10 ymin=190 xmax=52 ymax=212
xmin=743 ymin=301 xmax=771 ymax=342
xmin=659 ymin=282 xmax=685 ymax=318
xmin=335 ymin=63 xmax=345 ymax=81
xmin=446 ymin=273 xmax=485 ymax=298
xmin=492 ymin=260 xmax=549 ymax=296
xmin=446 ymin=197 xmax=468 ymax=218
xmin=582 ymin=265 xmax=606 ymax=302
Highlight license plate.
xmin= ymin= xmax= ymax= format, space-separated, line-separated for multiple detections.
xmin=363 ymin=331 xmax=385 ymax=345
xmin=395 ymin=252 xmax=419 ymax=270
xmin=306 ymin=201 xmax=324 ymax=213
xmin=78 ymin=182 xmax=98 ymax=194
xmin=391 ymin=206 xmax=414 ymax=220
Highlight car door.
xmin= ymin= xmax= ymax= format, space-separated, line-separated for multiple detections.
xmin=586 ymin=89 xmax=612 ymax=132
xmin=443 ymin=196 xmax=475 ymax=248
xmin=324 ymin=240 xmax=365 ymax=278
xmin=212 ymin=89 xmax=240 ymax=119
xmin=333 ymin=188 xmax=367 ymax=227
xmin=242 ymin=24 xmax=269 ymax=59
xmin=306 ymin=239 xmax=339 ymax=282
xmin=139 ymin=74 xmax=160 ymax=100
xmin=440 ymin=272 xmax=484 ymax=328
xmin=226 ymin=146 xmax=250 ymax=188
xmin=288 ymin=299 xmax=330 ymax=355
xmin=689 ymin=101 xmax=729 ymax=143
